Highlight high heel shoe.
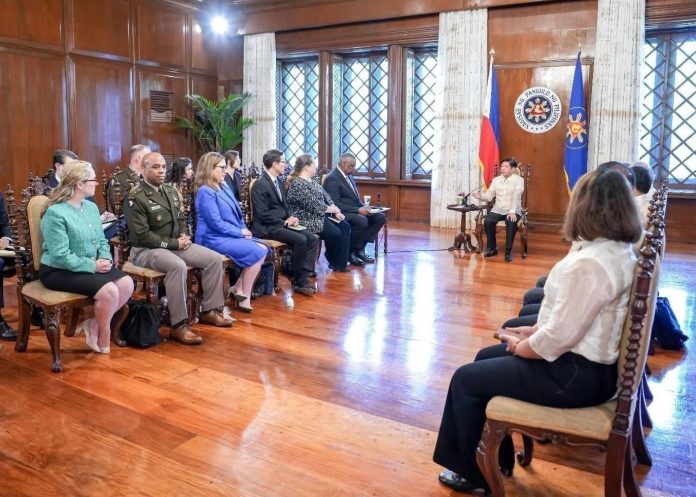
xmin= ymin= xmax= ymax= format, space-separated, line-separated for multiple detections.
xmin=81 ymin=319 xmax=100 ymax=353
xmin=237 ymin=303 xmax=253 ymax=313
xmin=227 ymin=287 xmax=248 ymax=303
xmin=99 ymin=346 xmax=110 ymax=354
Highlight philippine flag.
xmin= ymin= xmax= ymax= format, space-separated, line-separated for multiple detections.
xmin=478 ymin=58 xmax=500 ymax=188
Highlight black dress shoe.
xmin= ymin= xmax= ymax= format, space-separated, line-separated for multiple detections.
xmin=292 ymin=285 xmax=315 ymax=296
xmin=484 ymin=248 xmax=498 ymax=257
xmin=0 ymin=321 xmax=18 ymax=341
xmin=356 ymin=250 xmax=375 ymax=263
xmin=329 ymin=265 xmax=350 ymax=273
xmin=348 ymin=254 xmax=364 ymax=266
xmin=438 ymin=470 xmax=486 ymax=494
xmin=505 ymin=250 xmax=512 ymax=262
xmin=30 ymin=307 xmax=45 ymax=328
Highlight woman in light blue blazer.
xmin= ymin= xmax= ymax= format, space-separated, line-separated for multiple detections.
xmin=194 ymin=152 xmax=268 ymax=312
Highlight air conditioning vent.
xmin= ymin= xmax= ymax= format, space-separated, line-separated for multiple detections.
xmin=150 ymin=90 xmax=175 ymax=123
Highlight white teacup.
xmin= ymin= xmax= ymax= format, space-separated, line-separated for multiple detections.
xmin=363 ymin=195 xmax=371 ymax=206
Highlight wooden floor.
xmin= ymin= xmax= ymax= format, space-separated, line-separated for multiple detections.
xmin=0 ymin=223 xmax=693 ymax=497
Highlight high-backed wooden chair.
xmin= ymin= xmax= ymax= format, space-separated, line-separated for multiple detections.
xmin=479 ymin=164 xmax=530 ymax=258
xmin=8 ymin=187 xmax=128 ymax=372
xmin=475 ymin=221 xmax=662 ymax=497
xmin=632 ymin=182 xmax=669 ymax=466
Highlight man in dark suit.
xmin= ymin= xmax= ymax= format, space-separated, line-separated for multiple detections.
xmin=224 ymin=150 xmax=242 ymax=201
xmin=323 ymin=153 xmax=385 ymax=265
xmin=45 ymin=149 xmax=79 ymax=188
xmin=0 ymin=191 xmax=17 ymax=340
xmin=250 ymin=149 xmax=318 ymax=296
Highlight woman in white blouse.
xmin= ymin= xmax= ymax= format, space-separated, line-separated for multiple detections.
xmin=433 ymin=168 xmax=644 ymax=495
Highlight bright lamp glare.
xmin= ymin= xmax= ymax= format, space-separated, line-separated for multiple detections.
xmin=211 ymin=15 xmax=229 ymax=35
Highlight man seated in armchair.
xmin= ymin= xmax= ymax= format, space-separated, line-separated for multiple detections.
xmin=323 ymin=153 xmax=385 ymax=265
xmin=122 ymin=152 xmax=233 ymax=345
xmin=473 ymin=158 xmax=524 ymax=262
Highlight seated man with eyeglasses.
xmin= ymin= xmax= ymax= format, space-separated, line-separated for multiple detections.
xmin=250 ymin=149 xmax=319 ymax=296
xmin=122 ymin=152 xmax=234 ymax=345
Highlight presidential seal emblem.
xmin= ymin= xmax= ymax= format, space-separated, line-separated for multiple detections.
xmin=514 ymin=87 xmax=562 ymax=134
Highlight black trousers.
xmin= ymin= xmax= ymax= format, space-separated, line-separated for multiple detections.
xmin=0 ymin=257 xmax=6 ymax=308
xmin=484 ymin=213 xmax=518 ymax=251
xmin=522 ymin=276 xmax=547 ymax=306
xmin=502 ymin=314 xmax=538 ymax=328
xmin=267 ymin=226 xmax=319 ymax=286
xmin=320 ymin=218 xmax=351 ymax=270
xmin=433 ymin=343 xmax=617 ymax=489
xmin=344 ymin=211 xmax=385 ymax=252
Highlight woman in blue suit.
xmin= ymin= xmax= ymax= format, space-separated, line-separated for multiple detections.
xmin=194 ymin=152 xmax=268 ymax=312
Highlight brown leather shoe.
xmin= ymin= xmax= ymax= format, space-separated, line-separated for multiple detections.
xmin=169 ymin=325 xmax=203 ymax=345
xmin=199 ymin=309 xmax=234 ymax=327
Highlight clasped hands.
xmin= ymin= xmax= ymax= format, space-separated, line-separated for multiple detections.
xmin=95 ymin=258 xmax=113 ymax=273
xmin=326 ymin=205 xmax=345 ymax=221
xmin=495 ymin=325 xmax=536 ymax=354
xmin=177 ymin=234 xmax=192 ymax=250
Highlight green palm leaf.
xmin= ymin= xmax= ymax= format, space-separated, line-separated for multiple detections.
xmin=176 ymin=93 xmax=255 ymax=153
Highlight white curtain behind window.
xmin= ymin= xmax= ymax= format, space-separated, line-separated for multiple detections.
xmin=243 ymin=33 xmax=277 ymax=166
xmin=430 ymin=9 xmax=487 ymax=229
xmin=588 ymin=0 xmax=645 ymax=168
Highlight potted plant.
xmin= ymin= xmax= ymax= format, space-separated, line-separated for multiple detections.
xmin=176 ymin=93 xmax=255 ymax=153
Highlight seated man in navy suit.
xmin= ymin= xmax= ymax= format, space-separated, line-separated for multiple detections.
xmin=250 ymin=149 xmax=319 ymax=296
xmin=45 ymin=149 xmax=79 ymax=188
xmin=323 ymin=153 xmax=385 ymax=265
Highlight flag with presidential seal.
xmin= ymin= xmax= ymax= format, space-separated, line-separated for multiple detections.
xmin=563 ymin=52 xmax=588 ymax=195
xmin=514 ymin=87 xmax=562 ymax=134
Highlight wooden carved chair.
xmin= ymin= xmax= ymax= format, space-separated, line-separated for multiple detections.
xmin=109 ymin=172 xmax=201 ymax=326
xmin=475 ymin=220 xmax=662 ymax=497
xmin=8 ymin=187 xmax=128 ymax=372
xmin=479 ymin=164 xmax=530 ymax=258
xmin=632 ymin=182 xmax=670 ymax=466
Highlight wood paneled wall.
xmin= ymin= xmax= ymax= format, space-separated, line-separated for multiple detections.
xmin=0 ymin=0 xmax=218 ymax=204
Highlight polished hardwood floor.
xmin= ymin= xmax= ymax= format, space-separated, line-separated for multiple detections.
xmin=0 ymin=223 xmax=693 ymax=497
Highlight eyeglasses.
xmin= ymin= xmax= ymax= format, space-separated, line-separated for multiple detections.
xmin=276 ymin=159 xmax=287 ymax=165
xmin=83 ymin=179 xmax=98 ymax=183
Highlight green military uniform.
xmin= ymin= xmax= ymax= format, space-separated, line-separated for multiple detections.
xmin=107 ymin=166 xmax=141 ymax=212
xmin=122 ymin=181 xmax=225 ymax=327
xmin=122 ymin=182 xmax=185 ymax=249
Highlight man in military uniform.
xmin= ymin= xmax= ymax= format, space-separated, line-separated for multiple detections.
xmin=122 ymin=152 xmax=233 ymax=345
xmin=107 ymin=144 xmax=150 ymax=212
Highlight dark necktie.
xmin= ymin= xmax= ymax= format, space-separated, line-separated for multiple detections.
xmin=275 ymin=178 xmax=283 ymax=201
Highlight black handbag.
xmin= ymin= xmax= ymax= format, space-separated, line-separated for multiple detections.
xmin=119 ymin=300 xmax=162 ymax=348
